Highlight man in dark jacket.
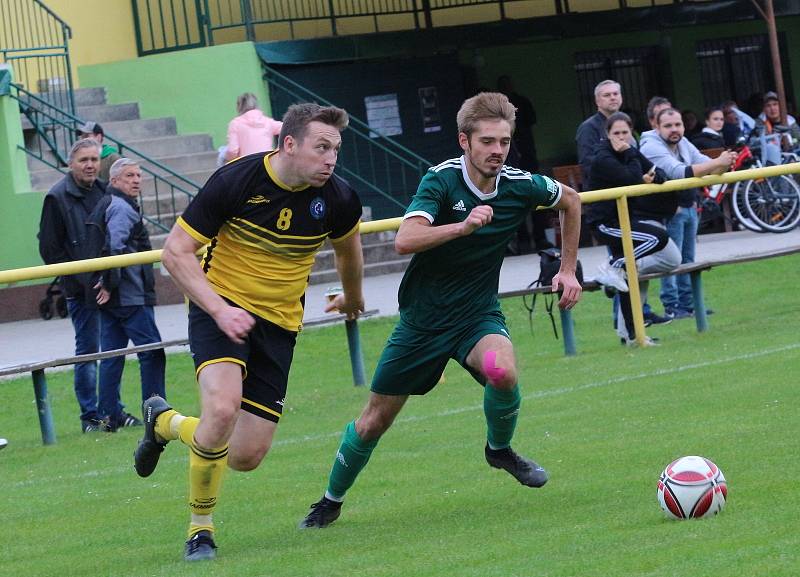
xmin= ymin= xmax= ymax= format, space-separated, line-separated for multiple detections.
xmin=576 ymin=79 xmax=623 ymax=187
xmin=38 ymin=138 xmax=110 ymax=433
xmin=97 ymin=158 xmax=165 ymax=430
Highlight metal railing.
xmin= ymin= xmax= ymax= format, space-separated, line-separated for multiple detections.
xmin=263 ymin=62 xmax=432 ymax=219
xmin=0 ymin=0 xmax=75 ymax=116
xmin=11 ymin=83 xmax=200 ymax=234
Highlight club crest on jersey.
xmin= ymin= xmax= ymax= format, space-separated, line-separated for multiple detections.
xmin=310 ymin=197 xmax=326 ymax=219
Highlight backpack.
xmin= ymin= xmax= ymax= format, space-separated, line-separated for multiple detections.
xmin=522 ymin=248 xmax=584 ymax=339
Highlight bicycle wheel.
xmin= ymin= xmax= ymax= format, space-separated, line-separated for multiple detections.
xmin=743 ymin=174 xmax=800 ymax=233
xmin=730 ymin=181 xmax=766 ymax=232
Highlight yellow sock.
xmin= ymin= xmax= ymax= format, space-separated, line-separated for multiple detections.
xmin=188 ymin=436 xmax=228 ymax=531
xmin=178 ymin=417 xmax=200 ymax=446
xmin=153 ymin=409 xmax=180 ymax=441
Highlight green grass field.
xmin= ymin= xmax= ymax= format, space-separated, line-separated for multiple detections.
xmin=3 ymin=255 xmax=799 ymax=577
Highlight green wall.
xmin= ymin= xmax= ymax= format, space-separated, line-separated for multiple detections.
xmin=0 ymin=68 xmax=45 ymax=274
xmin=469 ymin=15 xmax=800 ymax=167
xmin=78 ymin=42 xmax=271 ymax=148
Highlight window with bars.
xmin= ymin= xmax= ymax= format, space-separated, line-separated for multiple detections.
xmin=574 ymin=46 xmax=671 ymax=131
xmin=696 ymin=34 xmax=794 ymax=116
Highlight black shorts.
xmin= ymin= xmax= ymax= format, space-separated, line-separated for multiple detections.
xmin=188 ymin=300 xmax=297 ymax=423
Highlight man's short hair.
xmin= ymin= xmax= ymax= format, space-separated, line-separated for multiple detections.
xmin=236 ymin=92 xmax=259 ymax=116
xmin=277 ymin=103 xmax=349 ymax=149
xmin=456 ymin=92 xmax=516 ymax=137
xmin=656 ymin=107 xmax=681 ymax=126
xmin=594 ymin=80 xmax=621 ymax=98
xmin=109 ymin=157 xmax=139 ymax=180
xmin=704 ymin=106 xmax=723 ymax=120
xmin=68 ymin=138 xmax=101 ymax=163
xmin=646 ymin=96 xmax=672 ymax=121
xmin=76 ymin=120 xmax=103 ymax=138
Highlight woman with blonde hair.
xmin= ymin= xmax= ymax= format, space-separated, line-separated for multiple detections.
xmin=221 ymin=92 xmax=283 ymax=163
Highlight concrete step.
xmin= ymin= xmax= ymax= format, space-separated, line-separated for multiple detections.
xmin=139 ymin=169 xmax=214 ymax=211
xmin=76 ymin=102 xmax=140 ymax=123
xmin=101 ymin=117 xmax=178 ymax=141
xmin=122 ymin=134 xmax=214 ymax=159
xmin=30 ymin=86 xmax=107 ymax=109
xmin=74 ymin=87 xmax=107 ymax=107
xmin=141 ymin=151 xmax=220 ymax=176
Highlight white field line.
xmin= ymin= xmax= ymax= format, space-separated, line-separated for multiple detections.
xmin=11 ymin=342 xmax=800 ymax=489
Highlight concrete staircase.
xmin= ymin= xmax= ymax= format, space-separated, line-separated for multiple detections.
xmin=24 ymin=86 xmax=410 ymax=283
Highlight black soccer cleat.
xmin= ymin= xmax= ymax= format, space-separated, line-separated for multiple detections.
xmin=184 ymin=530 xmax=217 ymax=562
xmin=298 ymin=497 xmax=342 ymax=529
xmin=485 ymin=444 xmax=549 ymax=488
xmin=133 ymin=395 xmax=172 ymax=478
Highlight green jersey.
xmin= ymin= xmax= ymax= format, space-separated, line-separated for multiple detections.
xmin=398 ymin=156 xmax=562 ymax=329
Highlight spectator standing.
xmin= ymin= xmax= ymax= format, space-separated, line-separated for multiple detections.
xmin=640 ymin=108 xmax=736 ymax=318
xmin=133 ymin=103 xmax=364 ymax=561
xmin=497 ymin=76 xmax=552 ymax=253
xmin=576 ymin=80 xmax=623 ymax=187
xmin=77 ymin=121 xmax=121 ymax=182
xmin=222 ymin=93 xmax=283 ymax=163
xmin=690 ymin=107 xmax=726 ymax=151
xmin=38 ymin=139 xmax=110 ymax=433
xmin=97 ymin=158 xmax=165 ymax=431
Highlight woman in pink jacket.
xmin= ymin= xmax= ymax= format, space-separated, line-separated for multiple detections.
xmin=223 ymin=93 xmax=283 ymax=162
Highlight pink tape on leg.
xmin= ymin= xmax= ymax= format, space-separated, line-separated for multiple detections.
xmin=482 ymin=350 xmax=507 ymax=385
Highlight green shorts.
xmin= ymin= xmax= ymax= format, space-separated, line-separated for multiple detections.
xmin=370 ymin=310 xmax=510 ymax=396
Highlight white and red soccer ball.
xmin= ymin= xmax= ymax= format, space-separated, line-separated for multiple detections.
xmin=657 ymin=456 xmax=727 ymax=519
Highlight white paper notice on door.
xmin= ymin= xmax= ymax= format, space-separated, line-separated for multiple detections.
xmin=365 ymin=93 xmax=402 ymax=138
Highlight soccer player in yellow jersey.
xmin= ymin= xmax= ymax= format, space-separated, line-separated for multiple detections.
xmin=133 ymin=103 xmax=365 ymax=561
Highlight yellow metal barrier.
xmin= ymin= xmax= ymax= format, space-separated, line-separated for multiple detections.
xmin=3 ymin=162 xmax=800 ymax=347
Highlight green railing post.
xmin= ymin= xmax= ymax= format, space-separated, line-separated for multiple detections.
xmin=32 ymin=369 xmax=57 ymax=445
xmin=691 ymin=270 xmax=709 ymax=333
xmin=345 ymin=319 xmax=366 ymax=387
xmin=559 ymin=309 xmax=577 ymax=356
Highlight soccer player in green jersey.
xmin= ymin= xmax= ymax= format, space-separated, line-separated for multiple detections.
xmin=300 ymin=92 xmax=582 ymax=529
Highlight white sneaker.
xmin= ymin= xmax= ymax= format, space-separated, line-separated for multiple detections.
xmin=595 ymin=262 xmax=629 ymax=292
xmin=620 ymin=336 xmax=660 ymax=347
xmin=0 ymin=438 xmax=7 ymax=450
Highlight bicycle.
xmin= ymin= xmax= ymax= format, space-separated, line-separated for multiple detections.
xmin=699 ymin=142 xmax=800 ymax=233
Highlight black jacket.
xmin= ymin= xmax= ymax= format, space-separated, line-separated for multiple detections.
xmin=690 ymin=129 xmax=725 ymax=152
xmin=586 ymin=140 xmax=673 ymax=225
xmin=576 ymin=111 xmax=607 ymax=188
xmin=38 ymin=173 xmax=108 ymax=305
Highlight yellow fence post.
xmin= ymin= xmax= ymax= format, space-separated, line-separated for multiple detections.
xmin=615 ymin=195 xmax=648 ymax=347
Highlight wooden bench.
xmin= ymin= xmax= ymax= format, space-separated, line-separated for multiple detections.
xmin=1 ymin=310 xmax=378 ymax=445
xmin=498 ymin=245 xmax=800 ymax=356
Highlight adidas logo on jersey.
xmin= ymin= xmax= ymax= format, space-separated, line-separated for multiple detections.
xmin=452 ymin=200 xmax=467 ymax=212
xmin=247 ymin=195 xmax=270 ymax=204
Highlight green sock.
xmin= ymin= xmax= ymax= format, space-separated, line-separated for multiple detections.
xmin=326 ymin=420 xmax=379 ymax=500
xmin=484 ymin=384 xmax=521 ymax=450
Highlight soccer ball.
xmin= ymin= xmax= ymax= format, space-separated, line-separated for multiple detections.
xmin=657 ymin=455 xmax=727 ymax=519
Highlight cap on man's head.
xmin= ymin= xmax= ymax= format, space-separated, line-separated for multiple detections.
xmin=77 ymin=121 xmax=103 ymax=137
xmin=764 ymin=91 xmax=779 ymax=104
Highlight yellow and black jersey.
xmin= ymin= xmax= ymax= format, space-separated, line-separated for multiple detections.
xmin=177 ymin=151 xmax=362 ymax=332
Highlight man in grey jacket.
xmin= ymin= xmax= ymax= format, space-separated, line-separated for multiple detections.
xmin=97 ymin=158 xmax=166 ymax=430
xmin=640 ymin=108 xmax=735 ymax=318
